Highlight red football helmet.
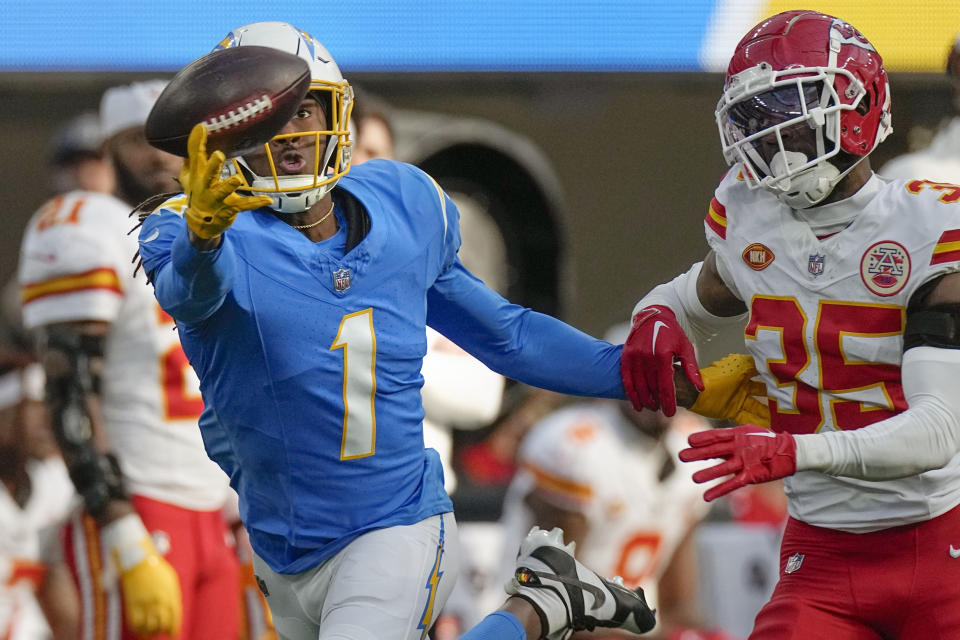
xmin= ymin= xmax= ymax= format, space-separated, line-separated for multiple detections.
xmin=715 ymin=11 xmax=892 ymax=208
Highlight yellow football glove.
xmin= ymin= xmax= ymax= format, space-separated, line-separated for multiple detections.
xmin=101 ymin=514 xmax=183 ymax=637
xmin=689 ymin=353 xmax=770 ymax=426
xmin=180 ymin=123 xmax=272 ymax=239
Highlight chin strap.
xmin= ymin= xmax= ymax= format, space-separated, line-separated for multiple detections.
xmin=226 ymin=133 xmax=347 ymax=214
xmin=766 ymin=150 xmax=839 ymax=208
xmin=264 ymin=184 xmax=332 ymax=214
xmin=770 ymin=153 xmax=866 ymax=210
xmin=228 ymin=156 xmax=335 ymax=214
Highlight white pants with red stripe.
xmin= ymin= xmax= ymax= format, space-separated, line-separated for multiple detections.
xmin=64 ymin=494 xmax=240 ymax=640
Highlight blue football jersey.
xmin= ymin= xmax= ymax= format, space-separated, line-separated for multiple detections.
xmin=138 ymin=159 xmax=623 ymax=573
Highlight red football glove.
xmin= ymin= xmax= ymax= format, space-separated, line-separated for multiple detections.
xmin=620 ymin=305 xmax=703 ymax=415
xmin=679 ymin=425 xmax=797 ymax=502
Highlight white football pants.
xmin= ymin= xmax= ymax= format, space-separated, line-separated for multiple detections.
xmin=252 ymin=512 xmax=459 ymax=640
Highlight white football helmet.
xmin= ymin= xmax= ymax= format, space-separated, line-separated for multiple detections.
xmin=214 ymin=22 xmax=353 ymax=213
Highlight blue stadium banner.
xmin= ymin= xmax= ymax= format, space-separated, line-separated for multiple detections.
xmin=3 ymin=1 xmax=958 ymax=72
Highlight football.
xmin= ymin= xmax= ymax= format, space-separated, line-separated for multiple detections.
xmin=674 ymin=365 xmax=701 ymax=409
xmin=146 ymin=46 xmax=311 ymax=158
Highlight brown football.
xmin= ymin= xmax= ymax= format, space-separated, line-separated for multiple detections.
xmin=145 ymin=46 xmax=311 ymax=158
xmin=674 ymin=366 xmax=701 ymax=409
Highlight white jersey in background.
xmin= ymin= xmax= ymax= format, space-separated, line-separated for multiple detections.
xmin=879 ymin=117 xmax=960 ymax=184
xmin=0 ymin=457 xmax=75 ymax=640
xmin=708 ymin=168 xmax=960 ymax=531
xmin=499 ymin=402 xmax=708 ymax=610
xmin=421 ymin=327 xmax=504 ymax=493
xmin=18 ymin=190 xmax=229 ymax=510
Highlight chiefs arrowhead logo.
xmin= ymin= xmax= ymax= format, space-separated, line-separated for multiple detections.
xmin=742 ymin=243 xmax=775 ymax=271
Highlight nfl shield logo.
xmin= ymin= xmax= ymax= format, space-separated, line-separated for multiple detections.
xmin=784 ymin=552 xmax=805 ymax=574
xmin=808 ymin=253 xmax=825 ymax=276
xmin=333 ymin=267 xmax=352 ymax=293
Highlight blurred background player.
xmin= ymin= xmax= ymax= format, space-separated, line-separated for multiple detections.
xmin=0 ymin=355 xmax=77 ymax=640
xmin=18 ymin=80 xmax=241 ymax=640
xmin=690 ymin=484 xmax=785 ymax=640
xmin=879 ymin=29 xmax=960 ymax=183
xmin=496 ymin=325 xmax=723 ymax=640
xmin=46 ymin=111 xmax=115 ymax=196
xmin=0 ymin=108 xmax=118 ymax=361
xmin=350 ymin=87 xmax=396 ymax=165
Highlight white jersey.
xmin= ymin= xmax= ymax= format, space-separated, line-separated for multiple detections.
xmin=421 ymin=327 xmax=504 ymax=493
xmin=879 ymin=117 xmax=960 ymax=184
xmin=18 ymin=191 xmax=229 ymax=510
xmin=707 ymin=168 xmax=960 ymax=531
xmin=0 ymin=457 xmax=75 ymax=640
xmin=499 ymin=402 xmax=708 ymax=609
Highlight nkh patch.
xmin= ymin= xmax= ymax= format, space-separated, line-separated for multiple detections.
xmin=742 ymin=243 xmax=774 ymax=271
xmin=333 ymin=267 xmax=352 ymax=293
xmin=808 ymin=253 xmax=825 ymax=276
xmin=860 ymin=241 xmax=910 ymax=297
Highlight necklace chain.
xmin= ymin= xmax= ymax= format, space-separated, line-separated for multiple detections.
xmin=290 ymin=201 xmax=335 ymax=230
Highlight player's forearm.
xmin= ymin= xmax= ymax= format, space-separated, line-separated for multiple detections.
xmin=155 ymin=226 xmax=235 ymax=324
xmin=427 ymin=264 xmax=623 ymax=398
xmin=188 ymin=227 xmax=223 ymax=251
xmin=795 ymin=346 xmax=960 ymax=480
xmin=37 ymin=563 xmax=81 ymax=640
xmin=632 ymin=260 xmax=745 ymax=351
xmin=439 ymin=307 xmax=624 ymax=399
xmin=40 ymin=326 xmax=132 ymax=524
xmin=504 ymin=310 xmax=624 ymax=398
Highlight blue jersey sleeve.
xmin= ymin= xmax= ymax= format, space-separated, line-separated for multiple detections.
xmin=426 ymin=261 xmax=625 ymax=399
xmin=138 ymin=205 xmax=236 ymax=325
xmin=435 ymin=186 xmax=461 ymax=275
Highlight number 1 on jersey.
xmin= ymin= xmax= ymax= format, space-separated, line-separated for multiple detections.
xmin=331 ymin=308 xmax=377 ymax=460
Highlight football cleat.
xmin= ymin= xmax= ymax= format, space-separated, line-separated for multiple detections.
xmin=506 ymin=526 xmax=657 ymax=639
